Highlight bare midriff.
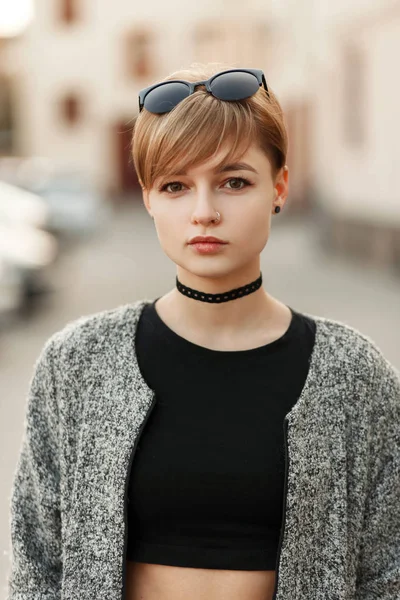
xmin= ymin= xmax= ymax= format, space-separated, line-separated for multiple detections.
xmin=125 ymin=561 xmax=276 ymax=600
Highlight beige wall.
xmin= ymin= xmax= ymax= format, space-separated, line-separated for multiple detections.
xmin=311 ymin=2 xmax=400 ymax=225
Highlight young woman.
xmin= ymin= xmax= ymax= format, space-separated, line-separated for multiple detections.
xmin=7 ymin=63 xmax=400 ymax=600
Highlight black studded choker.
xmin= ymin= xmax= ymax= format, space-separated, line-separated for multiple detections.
xmin=175 ymin=273 xmax=263 ymax=303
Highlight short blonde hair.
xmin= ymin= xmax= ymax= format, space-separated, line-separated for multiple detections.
xmin=132 ymin=62 xmax=288 ymax=190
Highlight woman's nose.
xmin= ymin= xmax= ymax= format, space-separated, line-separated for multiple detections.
xmin=191 ymin=205 xmax=221 ymax=224
xmin=191 ymin=193 xmax=220 ymax=224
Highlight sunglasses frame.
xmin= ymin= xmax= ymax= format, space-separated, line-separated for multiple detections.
xmin=138 ymin=68 xmax=269 ymax=113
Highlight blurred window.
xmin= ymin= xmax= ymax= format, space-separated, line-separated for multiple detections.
xmin=0 ymin=76 xmax=14 ymax=155
xmin=59 ymin=93 xmax=82 ymax=125
xmin=125 ymin=28 xmax=154 ymax=79
xmin=60 ymin=0 xmax=79 ymax=24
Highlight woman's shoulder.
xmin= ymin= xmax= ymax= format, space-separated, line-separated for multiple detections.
xmin=43 ymin=298 xmax=151 ymax=363
xmin=304 ymin=310 xmax=399 ymax=394
xmin=306 ymin=310 xmax=381 ymax=352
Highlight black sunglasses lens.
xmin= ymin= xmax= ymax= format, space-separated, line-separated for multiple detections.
xmin=144 ymin=82 xmax=190 ymax=114
xmin=210 ymin=71 xmax=259 ymax=101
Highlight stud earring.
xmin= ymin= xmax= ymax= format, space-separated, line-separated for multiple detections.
xmin=274 ymin=196 xmax=281 ymax=214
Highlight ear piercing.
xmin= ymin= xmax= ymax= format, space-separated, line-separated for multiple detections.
xmin=274 ymin=195 xmax=282 ymax=214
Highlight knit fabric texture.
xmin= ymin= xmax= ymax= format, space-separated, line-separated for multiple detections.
xmin=5 ymin=299 xmax=400 ymax=600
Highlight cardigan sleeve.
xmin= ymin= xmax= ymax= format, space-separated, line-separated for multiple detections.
xmin=6 ymin=338 xmax=63 ymax=600
xmin=355 ymin=355 xmax=400 ymax=600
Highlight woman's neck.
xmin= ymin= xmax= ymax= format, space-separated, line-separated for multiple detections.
xmin=154 ymin=287 xmax=291 ymax=349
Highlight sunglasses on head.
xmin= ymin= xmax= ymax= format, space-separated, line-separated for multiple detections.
xmin=138 ymin=68 xmax=269 ymax=114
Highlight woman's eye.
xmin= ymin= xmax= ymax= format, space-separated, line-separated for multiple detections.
xmin=160 ymin=181 xmax=184 ymax=193
xmin=159 ymin=177 xmax=251 ymax=194
xmin=224 ymin=177 xmax=251 ymax=190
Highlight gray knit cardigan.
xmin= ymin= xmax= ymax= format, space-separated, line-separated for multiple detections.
xmin=6 ymin=299 xmax=400 ymax=600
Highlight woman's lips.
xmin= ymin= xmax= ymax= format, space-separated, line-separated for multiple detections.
xmin=189 ymin=242 xmax=227 ymax=254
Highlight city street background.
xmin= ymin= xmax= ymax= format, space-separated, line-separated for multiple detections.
xmin=1 ymin=0 xmax=400 ymax=597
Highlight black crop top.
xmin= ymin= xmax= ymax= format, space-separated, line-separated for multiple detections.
xmin=126 ymin=299 xmax=316 ymax=570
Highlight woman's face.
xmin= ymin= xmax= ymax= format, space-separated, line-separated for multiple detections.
xmin=142 ymin=140 xmax=289 ymax=284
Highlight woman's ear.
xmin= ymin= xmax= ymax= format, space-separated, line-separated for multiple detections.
xmin=141 ymin=186 xmax=153 ymax=219
xmin=274 ymin=165 xmax=289 ymax=203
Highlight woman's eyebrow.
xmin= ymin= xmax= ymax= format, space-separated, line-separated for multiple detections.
xmin=174 ymin=162 xmax=258 ymax=176
xmin=216 ymin=162 xmax=258 ymax=174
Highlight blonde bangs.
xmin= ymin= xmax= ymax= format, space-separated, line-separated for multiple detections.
xmin=132 ymin=63 xmax=288 ymax=190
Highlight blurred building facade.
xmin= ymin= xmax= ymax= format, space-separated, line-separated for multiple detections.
xmin=1 ymin=0 xmax=400 ymax=268
xmin=310 ymin=0 xmax=400 ymax=270
xmin=2 ymin=0 xmax=315 ymax=212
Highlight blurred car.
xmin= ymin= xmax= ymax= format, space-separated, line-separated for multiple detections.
xmin=0 ymin=178 xmax=49 ymax=228
xmin=0 ymin=156 xmax=111 ymax=237
xmin=0 ymin=180 xmax=58 ymax=321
